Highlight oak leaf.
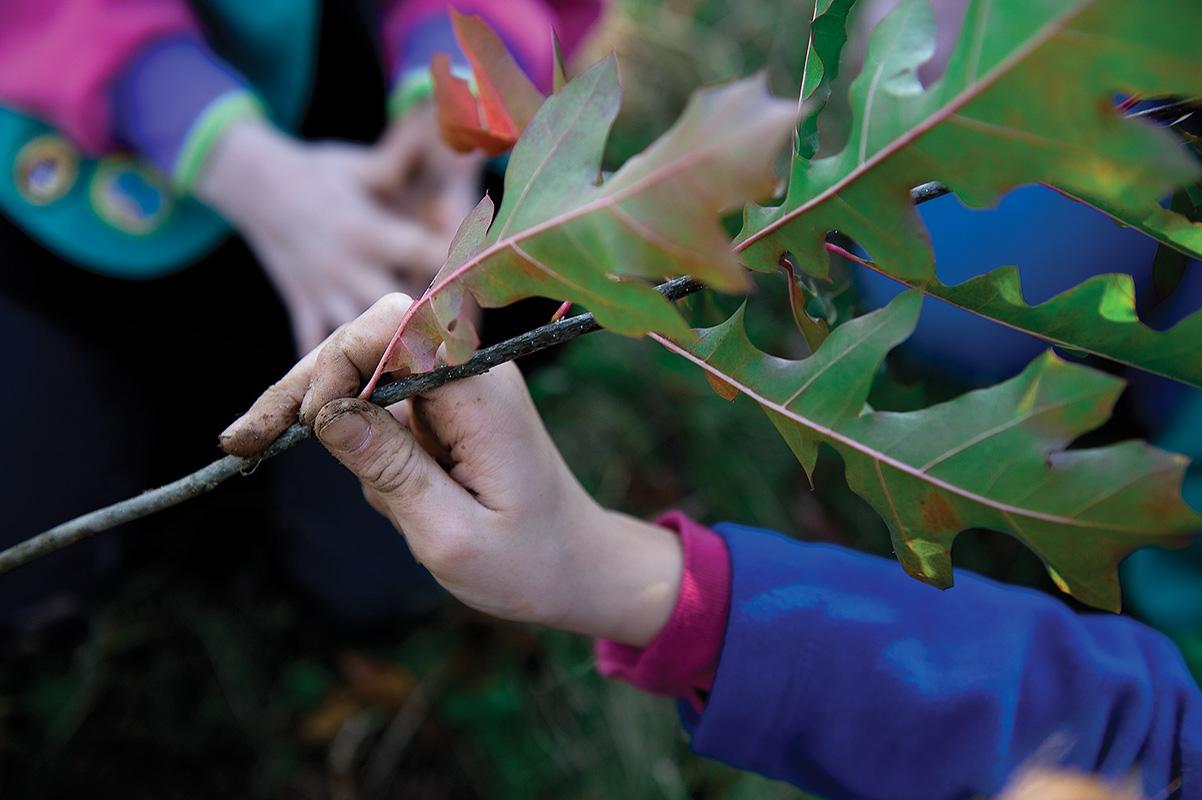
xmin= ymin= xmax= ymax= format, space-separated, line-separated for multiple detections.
xmin=656 ymin=293 xmax=1201 ymax=611
xmin=740 ymin=0 xmax=1202 ymax=387
xmin=431 ymin=10 xmax=546 ymax=156
xmin=366 ymin=59 xmax=795 ymax=390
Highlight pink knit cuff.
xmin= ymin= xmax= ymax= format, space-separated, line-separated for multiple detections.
xmin=595 ymin=511 xmax=732 ymax=712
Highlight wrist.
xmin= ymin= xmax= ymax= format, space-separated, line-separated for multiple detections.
xmin=110 ymin=35 xmax=261 ymax=188
xmin=193 ymin=117 xmax=293 ymax=221
xmin=552 ymin=506 xmax=684 ymax=647
xmin=173 ymin=90 xmax=268 ymax=193
xmin=594 ymin=513 xmax=732 ymax=707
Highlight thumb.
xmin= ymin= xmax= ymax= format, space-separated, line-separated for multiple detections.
xmin=313 ymin=398 xmax=473 ymax=529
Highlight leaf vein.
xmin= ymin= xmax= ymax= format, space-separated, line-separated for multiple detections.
xmin=651 ymin=332 xmax=1155 ymax=534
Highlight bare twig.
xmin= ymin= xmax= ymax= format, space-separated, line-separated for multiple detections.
xmin=0 ymin=276 xmax=702 ymax=575
xmin=0 ymin=182 xmax=950 ymax=576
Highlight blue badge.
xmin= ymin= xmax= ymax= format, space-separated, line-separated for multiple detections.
xmin=90 ymin=158 xmax=172 ymax=235
xmin=14 ymin=134 xmax=78 ymax=205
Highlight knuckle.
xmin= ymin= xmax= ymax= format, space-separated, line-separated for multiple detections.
xmin=363 ymin=432 xmax=422 ymax=497
xmin=324 ymin=332 xmax=366 ymax=378
xmin=340 ymin=328 xmax=373 ymax=362
xmin=327 ymin=317 xmax=352 ymax=342
xmin=376 ymin=291 xmax=413 ymax=316
xmin=331 ymin=321 xmax=361 ymax=351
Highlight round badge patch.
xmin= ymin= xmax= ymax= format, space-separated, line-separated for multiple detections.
xmin=14 ymin=134 xmax=78 ymax=205
xmin=90 ymin=159 xmax=172 ymax=235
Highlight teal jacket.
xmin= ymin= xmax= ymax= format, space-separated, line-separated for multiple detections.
xmin=0 ymin=0 xmax=321 ymax=277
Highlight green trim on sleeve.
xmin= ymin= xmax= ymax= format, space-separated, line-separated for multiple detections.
xmin=388 ymin=68 xmax=436 ymax=120
xmin=388 ymin=65 xmax=478 ymax=120
xmin=172 ymin=89 xmax=268 ymax=194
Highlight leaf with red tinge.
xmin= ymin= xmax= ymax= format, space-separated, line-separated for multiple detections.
xmin=431 ymin=11 xmax=546 ymax=155
xmin=431 ymin=54 xmax=512 ymax=155
xmin=362 ymin=62 xmax=796 ymax=392
xmin=430 ymin=195 xmax=491 ymax=363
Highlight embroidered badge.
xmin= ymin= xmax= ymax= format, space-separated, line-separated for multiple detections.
xmin=14 ymin=135 xmax=78 ymax=205
xmin=91 ymin=159 xmax=172 ymax=235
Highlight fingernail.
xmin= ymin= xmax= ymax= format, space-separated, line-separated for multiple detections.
xmin=218 ymin=419 xmax=243 ymax=448
xmin=299 ymin=387 xmax=315 ymax=424
xmin=316 ymin=408 xmax=370 ymax=452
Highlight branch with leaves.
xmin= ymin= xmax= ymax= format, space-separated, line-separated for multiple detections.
xmin=740 ymin=0 xmax=1202 ymax=387
xmin=0 ymin=178 xmax=943 ymax=576
xmin=363 ymin=0 xmax=1202 ymax=610
xmin=4 ymin=1 xmax=1202 ymax=615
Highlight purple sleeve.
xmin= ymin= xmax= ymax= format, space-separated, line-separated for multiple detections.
xmin=110 ymin=35 xmax=262 ymax=184
xmin=0 ymin=0 xmax=198 ymax=153
xmin=391 ymin=13 xmax=471 ymax=81
xmin=682 ymin=522 xmax=1202 ymax=798
xmin=379 ymin=0 xmax=608 ymax=96
xmin=595 ymin=512 xmax=732 ymax=711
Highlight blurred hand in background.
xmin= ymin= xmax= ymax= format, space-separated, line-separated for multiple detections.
xmin=196 ymin=105 xmax=483 ymax=353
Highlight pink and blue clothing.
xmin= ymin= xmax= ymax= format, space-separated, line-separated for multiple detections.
xmin=0 ymin=0 xmax=601 ymax=170
xmin=0 ymin=0 xmax=602 ymax=274
xmin=605 ymin=513 xmax=1202 ymax=798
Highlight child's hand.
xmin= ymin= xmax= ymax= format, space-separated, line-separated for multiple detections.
xmin=196 ymin=119 xmax=453 ymax=353
xmin=220 ymin=295 xmax=683 ymax=647
xmin=366 ymin=102 xmax=485 ymax=240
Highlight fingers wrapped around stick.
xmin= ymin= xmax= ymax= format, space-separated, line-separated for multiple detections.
xmin=220 ymin=292 xmax=413 ymax=456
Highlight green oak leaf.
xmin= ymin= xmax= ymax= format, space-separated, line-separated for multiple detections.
xmin=834 ymin=245 xmax=1202 ymax=387
xmin=735 ymin=0 xmax=1202 ymax=386
xmin=372 ymin=57 xmax=796 ymax=380
xmin=797 ymin=0 xmax=857 ymax=161
xmin=1066 ymin=188 xmax=1202 ymax=262
xmin=655 ymin=292 xmax=1201 ymax=612
xmin=1070 ymin=108 xmax=1202 ymax=260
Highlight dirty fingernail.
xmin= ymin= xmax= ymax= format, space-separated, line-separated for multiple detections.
xmin=316 ymin=408 xmax=370 ymax=452
xmin=218 ymin=419 xmax=243 ymax=446
xmin=299 ymin=387 xmax=316 ymax=424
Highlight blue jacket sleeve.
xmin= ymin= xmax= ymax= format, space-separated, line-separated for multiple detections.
xmin=679 ymin=523 xmax=1202 ymax=799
